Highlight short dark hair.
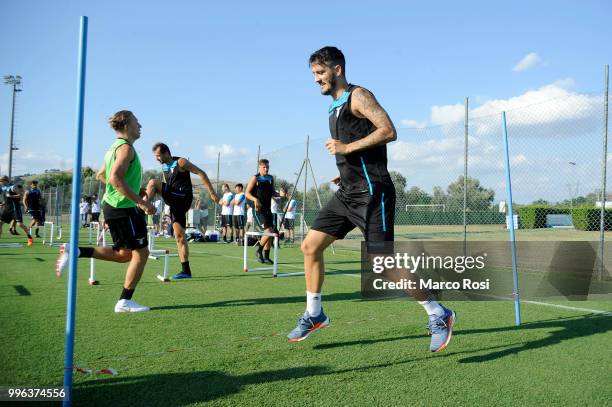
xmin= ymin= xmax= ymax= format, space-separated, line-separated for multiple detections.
xmin=31 ymin=180 xmax=38 ymax=186
xmin=259 ymin=159 xmax=269 ymax=166
xmin=152 ymin=142 xmax=171 ymax=154
xmin=309 ymin=46 xmax=345 ymax=74
xmin=235 ymin=183 xmax=243 ymax=189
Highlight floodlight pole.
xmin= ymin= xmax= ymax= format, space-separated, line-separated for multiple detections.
xmin=3 ymin=74 xmax=22 ymax=181
xmin=214 ymin=151 xmax=220 ymax=229
xmin=302 ymin=135 xmax=309 ymax=242
xmin=463 ymin=97 xmax=468 ymax=255
xmin=599 ymin=64 xmax=609 ymax=281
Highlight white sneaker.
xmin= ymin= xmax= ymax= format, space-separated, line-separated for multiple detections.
xmin=114 ymin=299 xmax=150 ymax=313
xmin=56 ymin=243 xmax=69 ymax=278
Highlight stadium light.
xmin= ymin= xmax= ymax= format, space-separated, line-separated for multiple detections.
xmin=3 ymin=74 xmax=23 ymax=181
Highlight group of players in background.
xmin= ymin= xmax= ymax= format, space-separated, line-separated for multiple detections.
xmin=219 ymin=181 xmax=297 ymax=246
xmin=53 ymin=46 xmax=456 ymax=352
xmin=0 ymin=177 xmax=44 ymax=245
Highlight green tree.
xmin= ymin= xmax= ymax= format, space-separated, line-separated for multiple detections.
xmin=431 ymin=186 xmax=447 ymax=211
xmin=82 ymin=166 xmax=95 ymax=179
xmin=389 ymin=171 xmax=408 ymax=209
xmin=405 ymin=186 xmax=432 ymax=205
xmin=142 ymin=169 xmax=161 ymax=185
xmin=531 ymin=198 xmax=550 ymax=206
xmin=446 ymin=176 xmax=494 ymax=211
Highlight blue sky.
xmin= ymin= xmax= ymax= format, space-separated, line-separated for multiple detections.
xmin=0 ymin=0 xmax=610 ymax=201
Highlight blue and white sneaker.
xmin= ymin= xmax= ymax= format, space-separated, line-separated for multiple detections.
xmin=427 ymin=306 xmax=456 ymax=353
xmin=171 ymin=272 xmax=192 ymax=280
xmin=287 ymin=310 xmax=330 ymax=342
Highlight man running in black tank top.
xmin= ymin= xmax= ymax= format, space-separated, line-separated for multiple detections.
xmin=146 ymin=143 xmax=219 ymax=279
xmin=245 ymin=159 xmax=277 ymax=264
xmin=287 ymin=47 xmax=456 ymax=353
xmin=24 ymin=180 xmax=44 ymax=238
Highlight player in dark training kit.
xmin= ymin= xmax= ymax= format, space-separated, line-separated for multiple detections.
xmin=23 ymin=180 xmax=44 ymax=238
xmin=0 ymin=177 xmax=33 ymax=245
xmin=146 ymin=143 xmax=219 ymax=279
xmin=245 ymin=159 xmax=277 ymax=265
xmin=287 ymin=47 xmax=456 ymax=353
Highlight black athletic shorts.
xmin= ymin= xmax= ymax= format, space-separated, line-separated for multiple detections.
xmin=254 ymin=208 xmax=276 ymax=230
xmin=311 ymin=187 xmax=395 ymax=241
xmin=0 ymin=207 xmax=13 ymax=224
xmin=8 ymin=201 xmax=23 ymax=223
xmin=102 ymin=203 xmax=148 ymax=250
xmin=29 ymin=209 xmax=43 ymax=222
xmin=91 ymin=212 xmax=100 ymax=222
xmin=161 ymin=183 xmax=193 ymax=229
xmin=283 ymin=218 xmax=295 ymax=230
xmin=233 ymin=215 xmax=245 ymax=229
xmin=221 ymin=214 xmax=233 ymax=227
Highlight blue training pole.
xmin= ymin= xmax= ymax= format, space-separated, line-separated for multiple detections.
xmin=501 ymin=111 xmax=521 ymax=326
xmin=63 ymin=16 xmax=88 ymax=406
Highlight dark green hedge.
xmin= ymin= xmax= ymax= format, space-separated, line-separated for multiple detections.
xmin=516 ymin=206 xmax=570 ymax=229
xmin=572 ymin=208 xmax=612 ymax=231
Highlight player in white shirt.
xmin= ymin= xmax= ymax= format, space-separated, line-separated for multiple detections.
xmin=152 ymin=199 xmax=163 ymax=235
xmin=218 ymin=184 xmax=234 ymax=243
xmin=281 ymin=188 xmax=297 ymax=244
xmin=79 ymin=197 xmax=90 ymax=227
xmin=271 ymin=194 xmax=281 ymax=230
xmin=232 ymin=184 xmax=246 ymax=245
xmin=245 ymin=203 xmax=254 ymax=232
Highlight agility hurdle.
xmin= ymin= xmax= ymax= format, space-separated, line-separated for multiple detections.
xmin=88 ymin=229 xmax=170 ymax=285
xmin=148 ymin=229 xmax=172 ymax=282
xmin=88 ymin=222 xmax=99 ymax=244
xmin=42 ymin=221 xmax=63 ymax=246
xmin=243 ymin=231 xmax=280 ymax=277
xmin=88 ymin=225 xmax=112 ymax=285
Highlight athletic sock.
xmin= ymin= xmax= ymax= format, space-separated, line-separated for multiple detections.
xmin=119 ymin=288 xmax=135 ymax=300
xmin=264 ymin=249 xmax=271 ymax=260
xmin=306 ymin=291 xmax=322 ymax=317
xmin=78 ymin=247 xmax=94 ymax=258
xmin=257 ymin=244 xmax=263 ymax=254
xmin=27 ymin=233 xmax=32 ymax=239
xmin=181 ymin=261 xmax=192 ymax=275
xmin=418 ymin=299 xmax=445 ymax=317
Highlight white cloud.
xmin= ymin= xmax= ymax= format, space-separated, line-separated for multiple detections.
xmin=203 ymin=144 xmax=249 ymax=159
xmin=399 ymin=119 xmax=427 ymax=129
xmin=390 ymin=78 xmax=605 ymax=203
xmin=431 ymin=103 xmax=464 ymax=125
xmin=513 ymin=52 xmax=543 ymax=72
xmin=0 ymin=150 xmax=72 ymax=176
xmin=400 ymin=78 xmax=602 ymax=139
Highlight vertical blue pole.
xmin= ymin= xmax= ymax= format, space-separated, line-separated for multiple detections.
xmin=63 ymin=16 xmax=88 ymax=407
xmin=501 ymin=111 xmax=521 ymax=326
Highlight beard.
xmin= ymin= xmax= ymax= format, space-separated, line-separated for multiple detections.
xmin=321 ymin=75 xmax=337 ymax=96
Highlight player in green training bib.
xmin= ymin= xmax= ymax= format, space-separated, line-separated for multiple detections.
xmin=56 ymin=110 xmax=156 ymax=313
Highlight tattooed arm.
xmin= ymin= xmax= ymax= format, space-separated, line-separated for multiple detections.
xmin=325 ymin=87 xmax=397 ymax=155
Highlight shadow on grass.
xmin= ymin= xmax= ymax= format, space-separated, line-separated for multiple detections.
xmin=457 ymin=313 xmax=612 ymax=363
xmin=313 ymin=314 xmax=612 ymax=363
xmin=72 ymin=341 xmax=528 ymax=407
xmin=151 ymin=291 xmax=362 ymax=311
xmin=73 ymin=366 xmax=329 ymax=406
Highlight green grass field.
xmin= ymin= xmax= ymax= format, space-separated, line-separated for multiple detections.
xmin=1 ymin=229 xmax=611 ymax=406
